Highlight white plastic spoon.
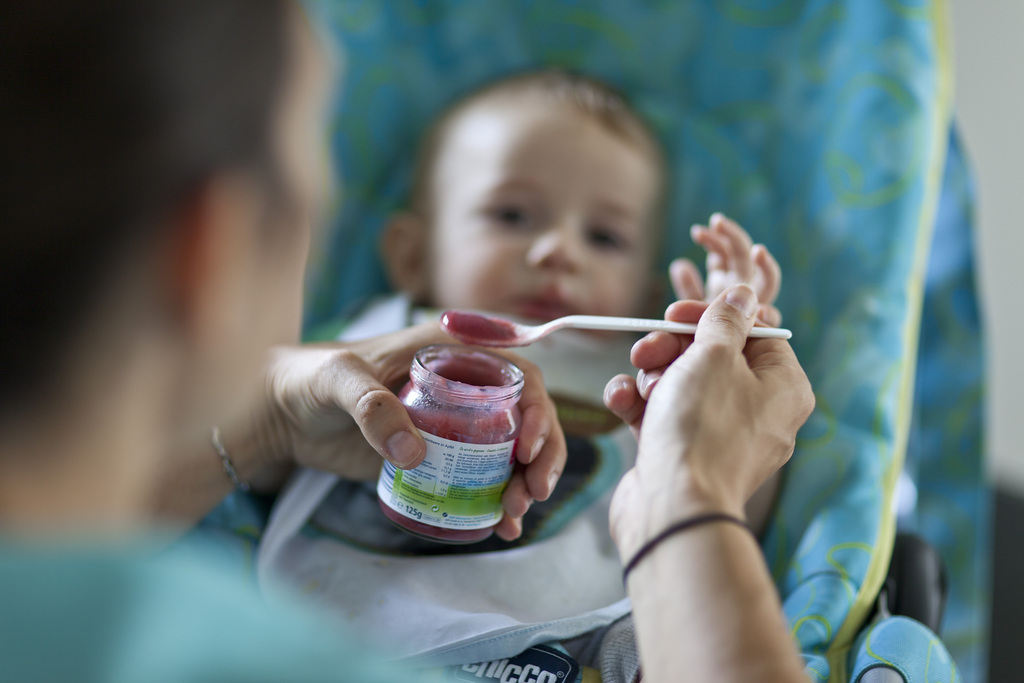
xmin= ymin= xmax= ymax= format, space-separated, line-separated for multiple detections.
xmin=440 ymin=310 xmax=792 ymax=348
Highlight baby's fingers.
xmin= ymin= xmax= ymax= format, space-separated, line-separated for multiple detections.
xmin=691 ymin=224 xmax=732 ymax=273
xmin=710 ymin=213 xmax=755 ymax=281
xmin=669 ymin=258 xmax=705 ymax=301
xmin=752 ymin=244 xmax=781 ymax=304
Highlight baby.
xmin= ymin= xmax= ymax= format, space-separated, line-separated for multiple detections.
xmin=259 ymin=70 xmax=782 ymax=681
xmin=383 ymin=69 xmax=780 ymax=335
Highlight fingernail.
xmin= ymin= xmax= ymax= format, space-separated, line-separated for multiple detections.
xmin=530 ymin=436 xmax=546 ymax=463
xmin=637 ymin=369 xmax=661 ymax=398
xmin=507 ymin=516 xmax=523 ymax=538
xmin=384 ymin=431 xmax=421 ymax=468
xmin=603 ymin=378 xmax=629 ymax=406
xmin=547 ymin=469 xmax=561 ymax=493
xmin=725 ymin=284 xmax=758 ymax=318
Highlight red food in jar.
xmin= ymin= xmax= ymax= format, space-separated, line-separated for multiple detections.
xmin=377 ymin=344 xmax=523 ymax=543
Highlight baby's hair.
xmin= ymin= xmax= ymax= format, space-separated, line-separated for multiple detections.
xmin=409 ymin=69 xmax=665 ymax=217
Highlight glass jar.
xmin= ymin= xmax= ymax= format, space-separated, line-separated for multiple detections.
xmin=377 ymin=344 xmax=523 ymax=543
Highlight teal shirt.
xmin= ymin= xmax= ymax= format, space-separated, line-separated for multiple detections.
xmin=0 ymin=537 xmax=416 ymax=682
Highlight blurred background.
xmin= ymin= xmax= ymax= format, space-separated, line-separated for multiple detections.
xmin=951 ymin=0 xmax=1024 ymax=679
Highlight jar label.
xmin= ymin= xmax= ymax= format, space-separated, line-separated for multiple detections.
xmin=377 ymin=430 xmax=516 ymax=530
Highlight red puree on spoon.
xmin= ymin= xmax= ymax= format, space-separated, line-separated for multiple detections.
xmin=441 ymin=310 xmax=522 ymax=346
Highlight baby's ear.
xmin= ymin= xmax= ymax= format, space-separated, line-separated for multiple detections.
xmin=381 ymin=212 xmax=429 ymax=300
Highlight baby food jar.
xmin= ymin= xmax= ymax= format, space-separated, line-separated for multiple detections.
xmin=374 ymin=348 xmax=520 ymax=544
xmin=377 ymin=344 xmax=523 ymax=543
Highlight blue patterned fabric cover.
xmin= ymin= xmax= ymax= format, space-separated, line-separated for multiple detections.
xmin=849 ymin=616 xmax=961 ymax=683
xmin=193 ymin=1 xmax=985 ymax=681
xmin=903 ymin=129 xmax=988 ymax=680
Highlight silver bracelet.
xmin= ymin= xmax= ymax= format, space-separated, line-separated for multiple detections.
xmin=211 ymin=426 xmax=251 ymax=493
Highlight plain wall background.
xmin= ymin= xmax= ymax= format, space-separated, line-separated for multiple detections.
xmin=951 ymin=0 xmax=1024 ymax=496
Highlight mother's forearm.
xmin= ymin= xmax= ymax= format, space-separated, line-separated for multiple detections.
xmin=145 ymin=419 xmax=291 ymax=524
xmin=626 ymin=522 xmax=805 ymax=683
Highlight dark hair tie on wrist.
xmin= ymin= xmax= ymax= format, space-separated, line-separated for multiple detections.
xmin=622 ymin=513 xmax=756 ymax=584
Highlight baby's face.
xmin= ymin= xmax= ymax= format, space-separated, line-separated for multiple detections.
xmin=423 ymin=98 xmax=660 ymax=322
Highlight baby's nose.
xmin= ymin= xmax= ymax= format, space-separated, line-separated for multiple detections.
xmin=525 ymin=228 xmax=580 ymax=271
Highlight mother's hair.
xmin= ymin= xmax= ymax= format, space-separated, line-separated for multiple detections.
xmin=0 ymin=0 xmax=292 ymax=410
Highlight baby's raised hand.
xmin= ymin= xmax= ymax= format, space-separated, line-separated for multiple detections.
xmin=670 ymin=213 xmax=782 ymax=327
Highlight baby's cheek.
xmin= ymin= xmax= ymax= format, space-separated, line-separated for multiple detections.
xmin=589 ymin=268 xmax=654 ymax=318
xmin=431 ymin=259 xmax=506 ymax=310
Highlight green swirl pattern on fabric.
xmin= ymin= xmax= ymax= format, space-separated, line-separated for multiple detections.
xmin=290 ymin=1 xmax=984 ymax=680
xmin=849 ymin=616 xmax=962 ymax=682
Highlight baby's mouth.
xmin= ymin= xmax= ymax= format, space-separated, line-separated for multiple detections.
xmin=513 ymin=296 xmax=578 ymax=323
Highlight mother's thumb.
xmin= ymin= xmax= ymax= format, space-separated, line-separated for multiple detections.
xmin=340 ymin=378 xmax=426 ymax=469
xmin=695 ymin=284 xmax=759 ymax=349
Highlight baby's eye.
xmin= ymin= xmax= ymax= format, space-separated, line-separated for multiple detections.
xmin=586 ymin=226 xmax=627 ymax=251
xmin=487 ymin=205 xmax=533 ymax=231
